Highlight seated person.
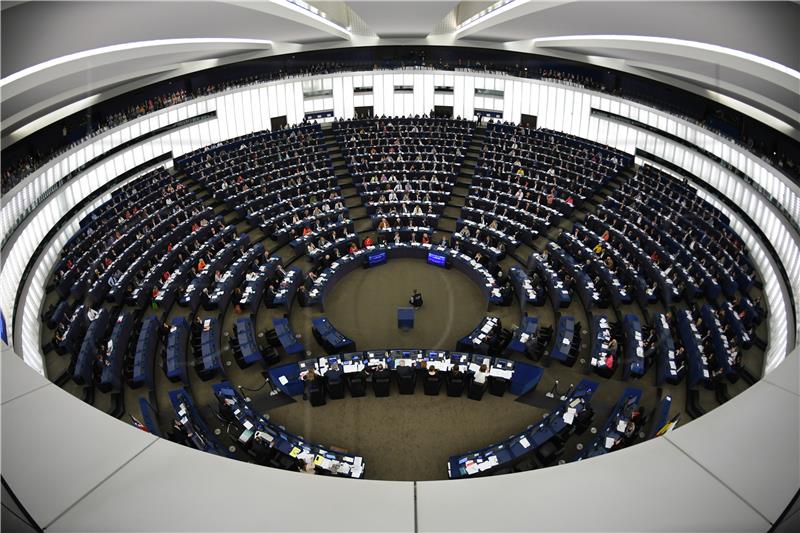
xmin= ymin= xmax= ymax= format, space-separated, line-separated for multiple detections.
xmin=409 ymin=289 xmax=423 ymax=308
xmin=472 ymin=364 xmax=489 ymax=386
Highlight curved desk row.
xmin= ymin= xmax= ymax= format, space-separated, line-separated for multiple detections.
xmin=306 ymin=243 xmax=504 ymax=310
xmin=311 ymin=316 xmax=356 ymax=354
xmin=448 ymin=379 xmax=599 ymax=479
xmin=213 ymin=382 xmax=365 ymax=478
xmin=576 ymin=388 xmax=643 ymax=460
xmin=269 ymin=349 xmax=543 ymax=400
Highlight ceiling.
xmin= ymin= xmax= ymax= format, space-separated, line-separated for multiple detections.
xmin=1 ymin=0 xmax=798 ymax=143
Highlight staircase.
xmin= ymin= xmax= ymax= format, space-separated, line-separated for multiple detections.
xmin=436 ymin=123 xmax=487 ymax=238
xmin=320 ymin=123 xmax=371 ymax=244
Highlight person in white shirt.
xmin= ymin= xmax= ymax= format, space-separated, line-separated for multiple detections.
xmin=472 ymin=364 xmax=489 ymax=385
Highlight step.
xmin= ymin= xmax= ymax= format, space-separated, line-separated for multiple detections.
xmin=348 ymin=206 xmax=368 ymax=219
xmin=354 ymin=219 xmax=373 ymax=233
xmin=443 ymin=206 xmax=462 ymax=218
xmin=345 ymin=197 xmax=362 ymax=208
xmin=448 ymin=197 xmax=466 ymax=207
xmin=437 ymin=218 xmax=457 ymax=232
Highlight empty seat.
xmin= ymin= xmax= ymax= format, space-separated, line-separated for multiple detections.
xmin=535 ymin=440 xmax=563 ymax=466
xmin=347 ymin=372 xmax=367 ymax=397
xmin=308 ymin=381 xmax=326 ymax=407
xmin=373 ymin=374 xmax=391 ymax=397
xmin=488 ymin=376 xmax=508 ymax=397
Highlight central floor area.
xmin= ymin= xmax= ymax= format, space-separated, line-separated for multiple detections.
xmin=267 ymin=392 xmax=547 ymax=481
xmin=316 ymin=259 xmax=512 ymax=350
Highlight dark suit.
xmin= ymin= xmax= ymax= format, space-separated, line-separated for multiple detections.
xmin=396 ymin=365 xmax=416 ymax=394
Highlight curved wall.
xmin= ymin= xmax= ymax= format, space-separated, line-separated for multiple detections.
xmin=3 ymin=69 xmax=797 ymax=375
xmin=1 ymin=67 xmax=798 ymax=532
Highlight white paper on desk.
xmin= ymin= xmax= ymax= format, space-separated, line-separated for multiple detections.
xmin=562 ymin=337 xmax=571 ymax=345
xmin=487 ymin=455 xmax=499 ymax=466
xmin=477 ymin=461 xmax=492 ymax=472
xmin=278 ymin=375 xmax=289 ymax=385
xmin=489 ymin=368 xmax=513 ymax=380
xmin=562 ymin=410 xmax=575 ymax=424
xmin=669 ymin=361 xmax=676 ymax=370
xmin=468 ymin=363 xmax=480 ymax=373
xmin=297 ymin=451 xmax=314 ymax=462
xmin=519 ymin=437 xmax=531 ymax=449
xmin=465 ymin=462 xmax=479 ymax=475
xmin=243 ymin=420 xmax=254 ymax=430
xmin=616 ymin=420 xmax=627 ymax=433
xmin=519 ymin=333 xmax=529 ymax=343
xmin=605 ymin=437 xmax=616 ymax=449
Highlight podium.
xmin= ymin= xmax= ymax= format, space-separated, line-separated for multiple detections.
xmin=397 ymin=307 xmax=414 ymax=329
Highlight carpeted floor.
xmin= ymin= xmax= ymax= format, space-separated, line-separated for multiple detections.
xmin=298 ymin=259 xmax=525 ymax=351
xmin=266 ymin=389 xmax=548 ymax=481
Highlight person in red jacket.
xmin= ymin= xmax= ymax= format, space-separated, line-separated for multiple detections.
xmin=362 ymin=236 xmax=375 ymax=247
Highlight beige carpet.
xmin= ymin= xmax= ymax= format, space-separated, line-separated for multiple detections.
xmin=267 ymin=390 xmax=547 ymax=481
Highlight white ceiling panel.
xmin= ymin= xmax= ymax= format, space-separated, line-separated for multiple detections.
xmin=462 ymin=1 xmax=800 ymax=72
xmin=1 ymin=1 xmax=345 ymax=77
xmin=347 ymin=1 xmax=460 ymax=37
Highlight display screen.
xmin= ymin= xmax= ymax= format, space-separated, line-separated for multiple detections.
xmin=367 ymin=251 xmax=387 ymax=266
xmin=427 ymin=252 xmax=446 ymax=267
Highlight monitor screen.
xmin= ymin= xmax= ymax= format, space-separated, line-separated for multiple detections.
xmin=427 ymin=252 xmax=446 ymax=267
xmin=367 ymin=251 xmax=387 ymax=266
